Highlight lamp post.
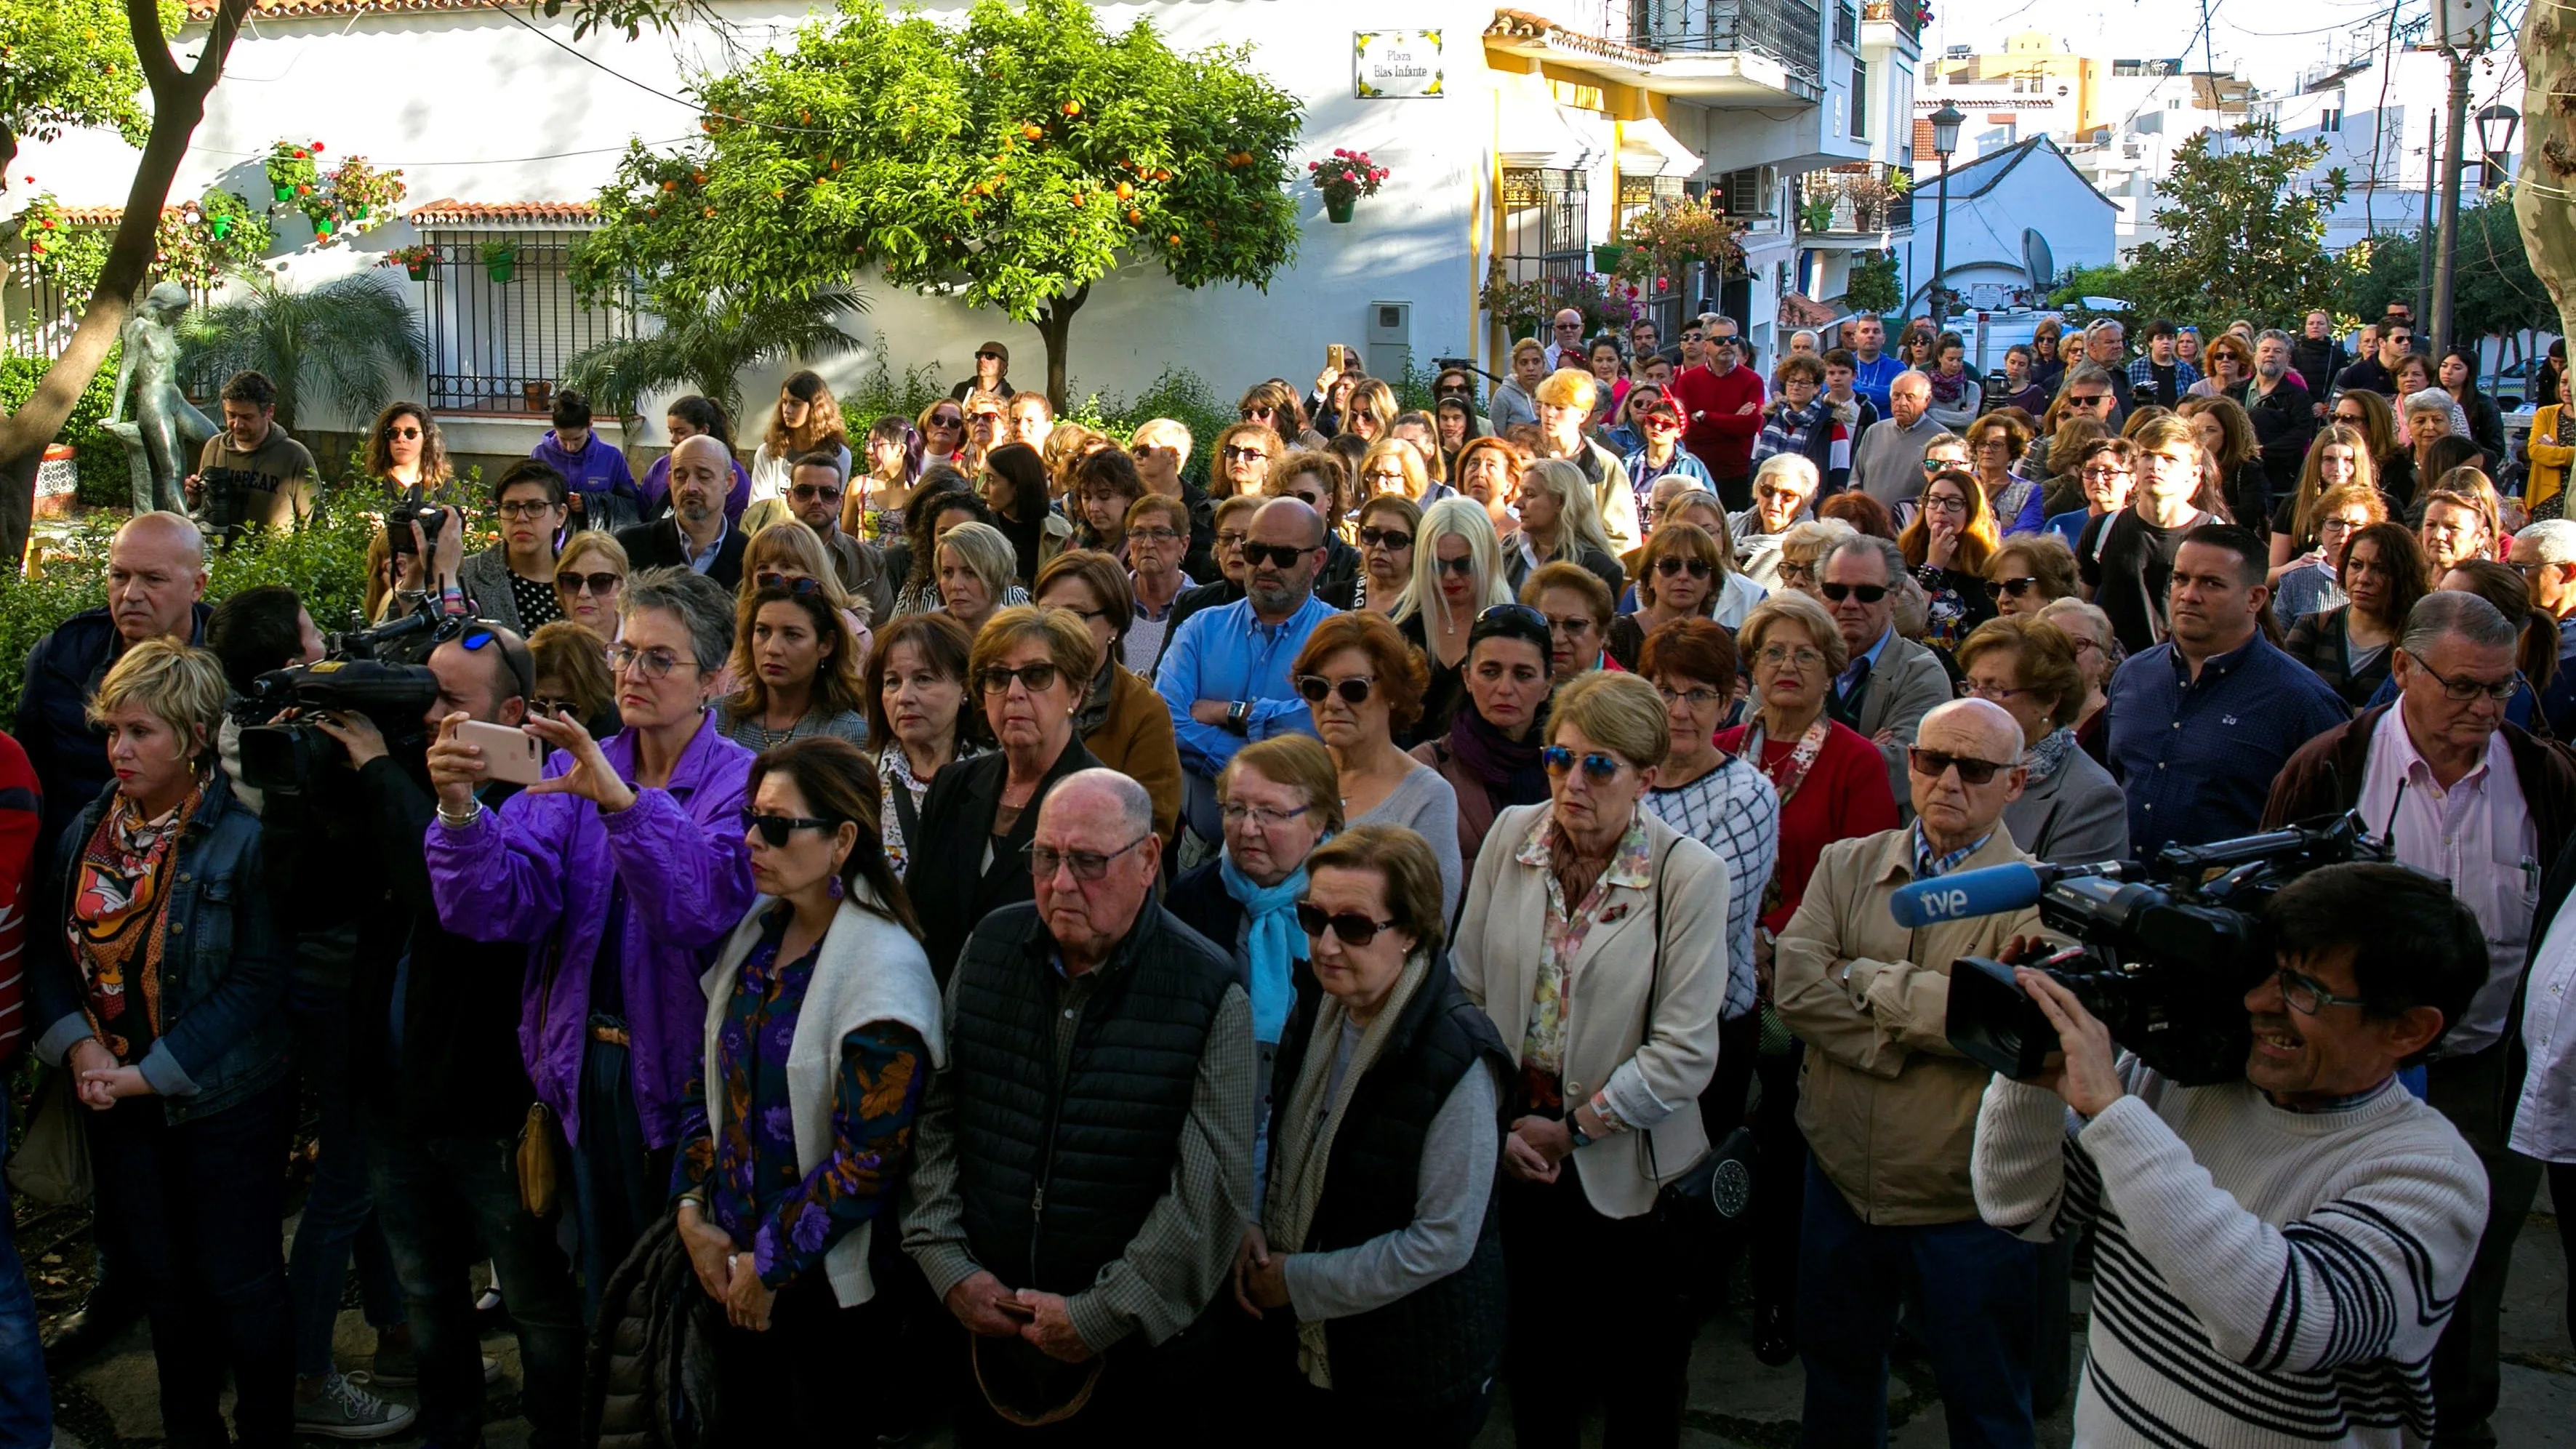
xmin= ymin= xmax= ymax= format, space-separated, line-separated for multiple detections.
xmin=2476 ymin=104 xmax=2521 ymax=189
xmin=1928 ymin=101 xmax=1963 ymax=330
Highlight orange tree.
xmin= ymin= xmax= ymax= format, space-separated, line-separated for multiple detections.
xmin=574 ymin=0 xmax=1304 ymax=409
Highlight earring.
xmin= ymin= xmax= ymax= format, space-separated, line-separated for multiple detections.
xmin=827 ymin=872 xmax=844 ymax=900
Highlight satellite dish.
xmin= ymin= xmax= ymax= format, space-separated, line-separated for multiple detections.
xmin=2022 ymin=228 xmax=2055 ymax=292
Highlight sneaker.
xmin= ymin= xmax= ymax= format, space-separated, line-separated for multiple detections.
xmin=294 ymin=1372 xmax=419 ymax=1441
xmin=484 ymin=1352 xmax=504 ymax=1385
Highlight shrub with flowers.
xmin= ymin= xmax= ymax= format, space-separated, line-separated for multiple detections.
xmin=1478 ymin=260 xmax=1637 ymax=339
xmin=260 ymin=140 xmax=407 ymax=246
xmin=266 ymin=140 xmax=324 ymax=204
xmin=328 ymin=156 xmax=408 ymax=230
xmin=1610 ymin=196 xmax=1747 ymax=286
xmin=1307 ymin=148 xmax=1389 ymax=206
xmin=15 ymin=195 xmax=110 ymax=295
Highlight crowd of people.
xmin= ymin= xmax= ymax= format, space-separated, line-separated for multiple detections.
xmin=0 ymin=301 xmax=2569 ymax=1449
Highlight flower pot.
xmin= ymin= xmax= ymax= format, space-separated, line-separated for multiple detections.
xmin=1593 ymin=241 xmax=1629 ymax=273
xmin=210 ymin=217 xmax=232 ymax=240
xmin=404 ymin=260 xmax=431 ymax=281
xmin=1325 ymin=195 xmax=1355 ymax=224
xmin=523 ymin=381 xmax=553 ymax=412
xmin=273 ymin=185 xmax=294 ymax=202
xmin=485 ymin=252 xmax=518 ymax=284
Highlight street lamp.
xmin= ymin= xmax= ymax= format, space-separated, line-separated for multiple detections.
xmin=1929 ymin=100 xmax=1963 ymax=329
xmin=2476 ymin=104 xmax=2521 ymax=188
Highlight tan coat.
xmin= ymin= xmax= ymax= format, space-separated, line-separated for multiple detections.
xmin=1775 ymin=826 xmax=2048 ymax=1227
xmin=1453 ymin=802 xmax=1729 ymax=1220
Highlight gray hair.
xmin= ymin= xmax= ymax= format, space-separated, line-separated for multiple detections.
xmin=2516 ymin=519 xmax=2576 ymax=565
xmin=2255 ymin=328 xmax=2294 ymax=351
xmin=1826 ymin=531 xmax=1908 ymax=585
xmin=2401 ymin=590 xmax=2514 ymax=658
xmin=1890 ymin=368 xmax=1932 ymax=395
xmin=1053 ymin=767 xmax=1152 ymax=838
xmin=1753 ymin=451 xmax=1820 ymax=500
xmin=2087 ymin=318 xmax=2126 ymax=340
xmin=2061 ymin=362 xmax=2116 ymax=394
xmin=623 ymin=566 xmax=737 ymax=673
xmin=2404 ymin=388 xmax=2455 ymax=420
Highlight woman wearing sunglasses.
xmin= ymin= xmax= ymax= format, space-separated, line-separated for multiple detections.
xmin=915 ymin=398 xmax=968 ymax=476
xmin=718 ymin=583 xmax=870 ymax=754
xmin=1711 ymin=590 xmax=1897 ymax=1366
xmin=1620 ymin=393 xmax=1714 ymax=502
xmin=1292 ymin=613 xmax=1465 ymax=919
xmin=903 ymin=604 xmax=1104 ymax=983
xmin=1980 ymin=535 xmax=2078 ymax=621
xmin=1235 ymin=822 xmax=1510 ymax=1446
xmin=553 ymin=530 xmax=630 ymax=643
xmin=367 ymin=401 xmax=452 ymax=494
xmin=1606 ymin=521 xmax=1732 ymax=670
xmin=1321 ymin=494 xmax=1420 ymax=619
xmin=1451 ymin=670 xmax=1731 ymax=1446
xmin=1954 ymin=615 xmax=2127 ymax=864
xmin=1034 ymin=550 xmax=1183 ymax=843
xmin=427 ymin=567 xmax=757 ymax=1317
xmin=1395 ymin=498 xmax=1516 ymax=747
xmin=1734 ymin=454 xmax=1821 ymax=590
xmin=672 ymin=736 xmax=939 ymax=1437
xmin=741 ymin=521 xmax=875 ymax=662
xmin=529 ymin=619 xmax=622 ymax=739
xmin=1411 ymin=603 xmax=1554 ymax=880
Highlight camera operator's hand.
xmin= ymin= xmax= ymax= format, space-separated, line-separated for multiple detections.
xmin=312 ymin=710 xmax=388 ymax=769
xmin=182 ymin=473 xmax=202 ymax=508
xmin=426 ymin=712 xmax=489 ymax=815
xmin=429 ymin=506 xmax=466 ymax=588
xmin=522 ymin=710 xmax=636 ymax=815
xmin=2014 ymin=967 xmax=2126 ymax=1118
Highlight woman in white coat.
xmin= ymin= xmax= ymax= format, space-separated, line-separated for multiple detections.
xmin=671 ymin=736 xmax=945 ymax=1440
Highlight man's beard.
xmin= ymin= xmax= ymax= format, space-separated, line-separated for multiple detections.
xmin=2256 ymin=359 xmax=2287 ymax=381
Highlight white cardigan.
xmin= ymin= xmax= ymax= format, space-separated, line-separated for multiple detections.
xmin=698 ymin=888 xmax=947 ymax=1307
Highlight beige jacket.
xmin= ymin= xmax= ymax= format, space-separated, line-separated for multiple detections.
xmin=1775 ymin=826 xmax=2048 ymax=1227
xmin=1453 ymin=802 xmax=1729 ymax=1220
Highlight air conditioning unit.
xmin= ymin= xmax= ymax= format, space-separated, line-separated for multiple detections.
xmin=1365 ymin=300 xmax=1412 ymax=382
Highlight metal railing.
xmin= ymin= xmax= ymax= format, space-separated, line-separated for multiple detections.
xmin=416 ymin=230 xmax=635 ymax=415
xmin=1799 ymin=163 xmax=1915 ymax=233
xmin=1632 ymin=0 xmax=1823 ymax=88
xmin=1834 ymin=1 xmax=1858 ymax=47
xmin=1861 ymin=0 xmax=1922 ymax=40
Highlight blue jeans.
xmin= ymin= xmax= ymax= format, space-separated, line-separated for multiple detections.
xmin=368 ymin=1109 xmax=584 ymax=1449
xmin=568 ymin=1034 xmax=673 ymax=1325
xmin=1796 ymin=1157 xmax=2037 ymax=1449
xmin=0 ymin=1091 xmax=55 ymax=1448
xmin=88 ymin=1078 xmax=295 ymax=1449
xmin=287 ymin=995 xmax=406 ymax=1378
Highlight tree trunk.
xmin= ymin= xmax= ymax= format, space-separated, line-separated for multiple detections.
xmin=0 ymin=0 xmax=252 ymax=571
xmin=1035 ymin=282 xmax=1089 ymax=415
xmin=2519 ymin=4 xmax=2576 ymax=354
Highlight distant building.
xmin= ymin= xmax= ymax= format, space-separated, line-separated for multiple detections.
xmin=1893 ymin=136 xmax=2116 ymax=324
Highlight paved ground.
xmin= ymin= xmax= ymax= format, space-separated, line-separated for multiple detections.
xmin=42 ymin=1183 xmax=2576 ymax=1447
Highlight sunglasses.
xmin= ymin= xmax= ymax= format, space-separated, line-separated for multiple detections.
xmin=1296 ymin=674 xmax=1375 ymax=705
xmin=1819 ymin=582 xmax=1888 ymax=603
xmin=929 ymin=412 xmax=963 ymax=428
xmin=976 ymin=350 xmax=1003 ymax=361
xmin=557 ymin=570 xmax=620 ymax=595
xmin=1434 ymin=555 xmax=1477 ymax=578
xmin=755 ymin=571 xmax=826 ymax=597
xmin=789 ymin=482 xmax=843 ymax=502
xmin=385 ymin=425 xmax=423 ymax=440
xmin=1907 ymin=747 xmax=2015 ymax=785
xmin=1656 ymin=557 xmax=1712 ymax=579
xmin=978 ymin=662 xmax=1062 ymax=694
xmin=2066 ymin=393 xmax=2113 ymax=408
xmin=1242 ymin=542 xmax=1314 ymax=569
xmin=1358 ymin=526 xmax=1414 ymax=551
xmin=741 ymin=808 xmax=835 ymax=847
xmin=1541 ymin=745 xmax=1624 ymax=781
xmin=1986 ymin=576 xmax=2041 ymax=599
xmin=531 ymin=695 xmax=577 ymax=720
xmin=1480 ymin=603 xmax=1549 ymax=630
xmin=1296 ymin=900 xmax=1403 ymax=947
xmin=1222 ymin=445 xmax=1269 ymax=462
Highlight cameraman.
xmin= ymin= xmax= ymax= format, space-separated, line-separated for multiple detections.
xmin=185 ymin=371 xmax=318 ymax=530
xmin=1973 ymin=863 xmax=2489 ymax=1447
xmin=303 ymin=623 xmax=585 ymax=1449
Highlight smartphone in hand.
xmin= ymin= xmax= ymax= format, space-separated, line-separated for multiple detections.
xmin=454 ymin=720 xmax=545 ymax=785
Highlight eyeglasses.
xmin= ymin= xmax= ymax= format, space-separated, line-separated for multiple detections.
xmin=1364 ymin=469 xmax=1411 ymax=487
xmin=2065 ymin=393 xmax=2114 ymax=409
xmin=557 ymin=570 xmax=620 ymax=595
xmin=531 ymin=696 xmax=577 ymax=720
xmin=1541 ymin=745 xmax=1625 ymax=781
xmin=1656 ymin=557 xmax=1712 ymax=579
xmin=1543 ymin=612 xmax=1597 ymax=638
xmin=1028 ymin=835 xmax=1150 ymax=881
xmin=1216 ymin=531 xmax=1249 ymax=551
xmin=1222 ymin=446 xmax=1269 ymax=462
xmin=1986 ymin=577 xmax=2041 ymax=599
xmin=1130 ymin=526 xmax=1184 ymax=545
xmin=1819 ymin=582 xmax=1888 ymax=604
xmin=741 ymin=808 xmax=836 ymax=847
xmin=1553 ymin=320 xmax=1582 ymax=332
xmin=1757 ymin=643 xmax=1827 ymax=670
xmin=1922 ymin=494 xmax=1971 ymax=515
xmin=1359 ymin=526 xmax=1413 ymax=551
xmin=978 ymin=662 xmax=1062 ymax=694
xmin=385 ymin=425 xmax=423 ymax=440
xmin=497 ymin=499 xmax=558 ymax=520
xmin=1656 ymin=683 xmax=1725 ymax=708
xmin=1907 ymin=747 xmax=2015 ymax=785
xmin=2407 ymin=655 xmax=2518 ymax=702
xmin=1220 ymin=801 xmax=1311 ymax=829
xmin=2274 ymin=966 xmax=2370 ymax=1016
xmin=1962 ymin=678 xmax=2029 ymax=702
xmin=1242 ymin=542 xmax=1314 ymax=569
xmin=1434 ymin=555 xmax=1477 ymax=578
xmin=1778 ymin=561 xmax=1817 ymax=586
xmin=607 ymin=644 xmax=695 ymax=680
xmin=1296 ymin=900 xmax=1403 ymax=946
xmin=755 ymin=571 xmax=826 ymax=597
xmin=2080 ymin=465 xmax=2132 ymax=481
xmin=789 ymin=482 xmax=844 ymax=503
xmin=1296 ymin=674 xmax=1375 ymax=705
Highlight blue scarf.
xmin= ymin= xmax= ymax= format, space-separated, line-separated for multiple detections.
xmin=1221 ymin=850 xmax=1309 ymax=1045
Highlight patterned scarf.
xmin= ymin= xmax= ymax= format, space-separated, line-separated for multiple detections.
xmin=2023 ymin=726 xmax=2079 ymax=787
xmin=71 ymin=780 xmax=202 ymax=1059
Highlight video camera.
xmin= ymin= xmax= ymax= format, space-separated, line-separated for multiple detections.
xmin=198 ymin=466 xmax=262 ymax=534
xmin=232 ymin=611 xmax=445 ymax=795
xmin=386 ymin=487 xmax=450 ymax=558
xmin=1890 ymin=814 xmax=2391 ymax=1085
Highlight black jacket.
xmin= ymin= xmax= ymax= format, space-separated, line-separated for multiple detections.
xmin=1162 ymin=861 xmax=1244 ymax=968
xmin=907 ymin=735 xmax=1104 ymax=982
xmin=613 ymin=517 xmax=747 ymax=590
xmin=2231 ymin=378 xmax=2316 ymax=499
xmin=950 ymin=900 xmax=1235 ymax=1296
xmin=19 ymin=604 xmax=211 ymax=872
xmin=2290 ymin=337 xmax=2347 ymax=400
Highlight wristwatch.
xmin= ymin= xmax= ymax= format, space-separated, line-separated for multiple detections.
xmin=1225 ymin=700 xmax=1251 ymax=736
xmin=1564 ymin=1113 xmax=1593 ymax=1150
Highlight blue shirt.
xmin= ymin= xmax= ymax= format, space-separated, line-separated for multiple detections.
xmin=1849 ymin=353 xmax=1905 ymax=417
xmin=2544 ymin=615 xmax=2576 ymax=741
xmin=1153 ymin=593 xmax=1333 ymax=775
xmin=2105 ymin=634 xmax=2348 ymax=855
xmin=682 ymin=518 xmax=730 ymax=575
xmin=2043 ymin=507 xmax=2093 ymax=550
xmin=1836 ymin=624 xmax=1896 ymax=701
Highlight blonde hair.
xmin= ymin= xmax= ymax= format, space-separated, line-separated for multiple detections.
xmin=740 ymin=521 xmax=859 ymax=617
xmin=1739 ymin=590 xmax=1849 ymax=678
xmin=1518 ymin=457 xmax=1618 ymax=564
xmin=1220 ymin=734 xmax=1346 ymax=834
xmin=936 ymin=521 xmax=1022 ymax=607
xmin=1395 ymin=496 xmax=1512 ymax=631
xmin=1357 ymin=437 xmax=1432 ymax=502
xmin=1533 ymin=368 xmax=1599 ymax=412
xmin=90 ymin=638 xmax=228 ymax=766
xmin=1549 ymin=670 xmax=1670 ymax=771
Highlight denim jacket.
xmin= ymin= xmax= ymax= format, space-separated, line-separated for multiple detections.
xmin=30 ymin=768 xmax=292 ymax=1125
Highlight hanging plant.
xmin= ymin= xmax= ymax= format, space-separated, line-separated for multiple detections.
xmin=327 ymin=156 xmax=409 ymax=237
xmin=198 ymin=188 xmax=270 ymax=265
xmin=384 ymin=241 xmax=437 ymax=280
xmin=14 ymin=193 xmax=112 ymax=298
xmin=1305 ymin=148 xmax=1388 ymax=223
xmin=481 ymin=238 xmax=519 ymax=284
xmin=1611 ymin=196 xmax=1749 ymax=286
xmin=265 ymin=140 xmax=323 ymax=204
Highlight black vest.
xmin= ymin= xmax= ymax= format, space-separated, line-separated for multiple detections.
xmin=1267 ymin=955 xmax=1512 ymax=1411
xmin=952 ymin=902 xmax=1235 ymax=1295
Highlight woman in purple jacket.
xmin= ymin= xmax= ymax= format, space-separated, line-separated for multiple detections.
xmin=426 ymin=567 xmax=756 ymax=1317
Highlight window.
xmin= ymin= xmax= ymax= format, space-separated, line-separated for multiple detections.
xmin=1497 ymin=167 xmax=1590 ymax=289
xmin=1718 ymin=166 xmax=1777 ymax=219
xmin=417 ymin=226 xmax=636 ymax=414
xmin=1853 ymin=57 xmax=1869 ymax=137
xmin=2320 ymin=108 xmax=2343 ymax=133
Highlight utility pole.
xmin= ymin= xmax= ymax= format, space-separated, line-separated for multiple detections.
xmin=2432 ymin=44 xmax=2474 ymax=356
xmin=2417 ymin=126 xmax=2439 ymax=333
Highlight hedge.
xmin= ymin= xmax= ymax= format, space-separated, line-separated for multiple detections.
xmin=0 ymin=353 xmax=127 ymax=507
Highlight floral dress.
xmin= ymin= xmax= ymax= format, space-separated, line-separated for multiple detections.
xmin=673 ymin=907 xmax=928 ymax=1287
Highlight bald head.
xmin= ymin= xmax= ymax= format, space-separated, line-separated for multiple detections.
xmin=108 ymin=512 xmax=209 ymax=646
xmin=1032 ymin=768 xmax=1160 ymax=968
xmin=1912 ymin=697 xmax=2028 ymax=847
xmin=667 ymin=433 xmax=731 ymax=526
xmin=1922 ymin=697 xmax=2023 ymax=760
xmin=1042 ymin=768 xmax=1154 ymax=843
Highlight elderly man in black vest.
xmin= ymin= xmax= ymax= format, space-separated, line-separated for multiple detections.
xmin=904 ymin=767 xmax=1255 ymax=1443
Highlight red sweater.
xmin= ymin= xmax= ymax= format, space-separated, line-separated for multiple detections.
xmin=1667 ymin=362 xmax=1766 ymax=480
xmin=1714 ymin=719 xmax=1898 ymax=933
xmin=0 ymin=731 xmax=40 ymax=1063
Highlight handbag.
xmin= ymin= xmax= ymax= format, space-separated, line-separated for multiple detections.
xmin=515 ymin=1100 xmax=567 ymax=1218
xmin=7 ymin=1066 xmax=93 ymax=1208
xmin=1628 ymin=840 xmax=1710 ymax=1213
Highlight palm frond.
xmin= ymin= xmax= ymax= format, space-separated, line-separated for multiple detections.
xmin=566 ymin=284 xmax=867 ymax=422
xmin=180 ymin=270 xmax=425 ymax=433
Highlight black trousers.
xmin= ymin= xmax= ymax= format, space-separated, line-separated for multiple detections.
xmin=2427 ymin=1040 xmax=2544 ymax=1443
xmin=710 ymin=1272 xmax=894 ymax=1440
xmin=951 ymin=1322 xmax=1215 ymax=1448
xmin=1749 ymin=1038 xmax=1808 ymax=1315
xmin=1501 ymin=1169 xmax=1690 ymax=1449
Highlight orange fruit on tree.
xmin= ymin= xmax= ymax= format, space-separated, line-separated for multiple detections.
xmin=1063 ymin=100 xmax=1080 ymax=116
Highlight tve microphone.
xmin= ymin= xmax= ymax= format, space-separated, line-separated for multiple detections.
xmin=1887 ymin=862 xmax=2045 ymax=929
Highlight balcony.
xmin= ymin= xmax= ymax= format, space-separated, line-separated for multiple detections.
xmin=1487 ymin=2 xmax=1827 ymax=104
xmin=1795 ymin=161 xmax=1915 ymax=244
xmin=1860 ymin=0 xmax=1923 ymax=51
xmin=1633 ymin=0 xmax=1821 ymax=84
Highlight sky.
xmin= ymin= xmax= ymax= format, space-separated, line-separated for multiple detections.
xmin=1922 ymin=0 xmax=2525 ymax=100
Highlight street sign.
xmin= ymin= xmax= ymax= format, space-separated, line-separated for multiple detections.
xmin=1355 ymin=31 xmax=1444 ymax=99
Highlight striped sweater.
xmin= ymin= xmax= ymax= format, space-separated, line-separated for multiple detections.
xmin=1974 ymin=1067 xmax=2486 ymax=1447
xmin=0 ymin=731 xmax=39 ymax=1063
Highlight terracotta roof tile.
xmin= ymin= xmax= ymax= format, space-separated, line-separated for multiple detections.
xmin=405 ymin=198 xmax=600 ymax=226
xmin=187 ymin=0 xmax=491 ymax=19
xmin=1484 ymin=7 xmax=1665 ymax=68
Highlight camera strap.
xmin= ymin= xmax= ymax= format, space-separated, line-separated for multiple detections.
xmin=1636 ymin=837 xmax=1680 ymax=1187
